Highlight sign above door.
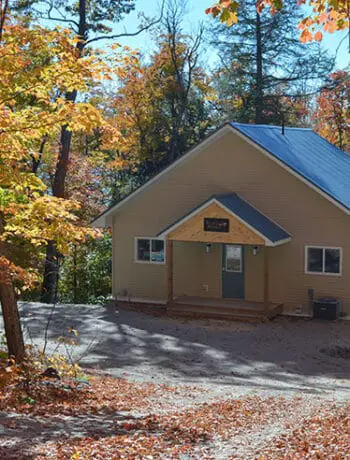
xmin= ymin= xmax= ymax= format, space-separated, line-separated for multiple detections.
xmin=204 ymin=217 xmax=230 ymax=233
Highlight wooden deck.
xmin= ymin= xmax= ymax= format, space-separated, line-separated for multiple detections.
xmin=167 ymin=296 xmax=283 ymax=322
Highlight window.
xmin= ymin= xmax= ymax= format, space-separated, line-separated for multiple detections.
xmin=225 ymin=245 xmax=242 ymax=273
xmin=135 ymin=238 xmax=165 ymax=264
xmin=305 ymin=246 xmax=342 ymax=275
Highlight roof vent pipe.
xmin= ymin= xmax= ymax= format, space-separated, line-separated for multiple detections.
xmin=281 ymin=117 xmax=285 ymax=136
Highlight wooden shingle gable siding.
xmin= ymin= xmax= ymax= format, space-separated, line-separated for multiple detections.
xmin=167 ymin=201 xmax=265 ymax=245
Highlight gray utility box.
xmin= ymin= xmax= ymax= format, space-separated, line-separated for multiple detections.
xmin=313 ymin=297 xmax=340 ymax=320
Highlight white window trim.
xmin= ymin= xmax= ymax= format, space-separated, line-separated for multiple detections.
xmin=304 ymin=245 xmax=342 ymax=276
xmin=134 ymin=237 xmax=166 ymax=265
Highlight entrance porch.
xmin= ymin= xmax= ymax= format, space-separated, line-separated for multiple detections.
xmin=157 ymin=193 xmax=291 ymax=320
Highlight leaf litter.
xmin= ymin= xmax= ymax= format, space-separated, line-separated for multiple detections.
xmin=1 ymin=370 xmax=349 ymax=459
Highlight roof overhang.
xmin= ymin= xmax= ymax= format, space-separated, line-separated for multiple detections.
xmin=157 ymin=194 xmax=291 ymax=247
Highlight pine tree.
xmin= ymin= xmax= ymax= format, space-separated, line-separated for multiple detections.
xmin=209 ymin=0 xmax=334 ymax=124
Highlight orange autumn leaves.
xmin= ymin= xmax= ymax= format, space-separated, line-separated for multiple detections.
xmin=3 ymin=371 xmax=349 ymax=459
xmin=104 ymin=36 xmax=213 ymax=172
xmin=205 ymin=0 xmax=349 ymax=42
xmin=313 ymin=70 xmax=350 ymax=151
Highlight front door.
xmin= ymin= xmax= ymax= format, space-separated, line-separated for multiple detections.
xmin=222 ymin=244 xmax=245 ymax=299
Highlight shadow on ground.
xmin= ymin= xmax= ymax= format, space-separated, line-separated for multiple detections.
xmin=0 ymin=410 xmax=167 ymax=459
xmin=10 ymin=301 xmax=350 ymax=397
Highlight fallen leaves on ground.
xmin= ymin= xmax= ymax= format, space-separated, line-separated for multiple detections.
xmin=35 ymin=396 xmax=303 ymax=458
xmin=0 ymin=372 xmax=197 ymax=416
xmin=1 ymin=366 xmax=349 ymax=459
xmin=257 ymin=403 xmax=350 ymax=459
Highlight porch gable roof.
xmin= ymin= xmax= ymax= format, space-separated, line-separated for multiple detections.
xmin=157 ymin=193 xmax=291 ymax=246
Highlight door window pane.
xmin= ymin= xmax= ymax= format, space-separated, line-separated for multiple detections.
xmin=307 ymin=247 xmax=323 ymax=272
xmin=226 ymin=245 xmax=242 ymax=272
xmin=325 ymin=248 xmax=340 ymax=274
xmin=151 ymin=239 xmax=165 ymax=263
xmin=137 ymin=239 xmax=150 ymax=262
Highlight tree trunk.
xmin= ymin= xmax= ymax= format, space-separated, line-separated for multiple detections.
xmin=41 ymin=0 xmax=86 ymax=303
xmin=0 ymin=0 xmax=9 ymax=42
xmin=255 ymin=12 xmax=264 ymax=124
xmin=338 ymin=125 xmax=343 ymax=150
xmin=0 ymin=280 xmax=25 ymax=362
xmin=41 ymin=241 xmax=60 ymax=304
xmin=72 ymin=245 xmax=78 ymax=304
xmin=0 ymin=214 xmax=25 ymax=362
xmin=41 ymin=121 xmax=75 ymax=302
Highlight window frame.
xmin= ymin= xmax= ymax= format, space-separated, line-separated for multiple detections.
xmin=304 ymin=245 xmax=342 ymax=276
xmin=134 ymin=237 xmax=166 ymax=265
xmin=225 ymin=244 xmax=243 ymax=273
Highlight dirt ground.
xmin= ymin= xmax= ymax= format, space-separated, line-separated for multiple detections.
xmin=1 ymin=302 xmax=350 ymax=458
xmin=14 ymin=301 xmax=350 ymax=400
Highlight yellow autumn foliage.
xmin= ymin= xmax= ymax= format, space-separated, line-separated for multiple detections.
xmin=0 ymin=21 xmax=126 ymax=288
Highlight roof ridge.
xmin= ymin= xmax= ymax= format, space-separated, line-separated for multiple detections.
xmin=213 ymin=192 xmax=238 ymax=198
xmin=231 ymin=122 xmax=313 ymax=131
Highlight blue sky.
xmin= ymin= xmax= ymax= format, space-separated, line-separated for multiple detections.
xmin=111 ymin=0 xmax=349 ymax=70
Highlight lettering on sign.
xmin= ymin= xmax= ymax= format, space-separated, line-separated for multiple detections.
xmin=204 ymin=218 xmax=230 ymax=233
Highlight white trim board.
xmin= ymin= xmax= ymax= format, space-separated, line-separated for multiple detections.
xmin=157 ymin=197 xmax=291 ymax=247
xmin=134 ymin=236 xmax=166 ymax=265
xmin=304 ymin=245 xmax=343 ymax=276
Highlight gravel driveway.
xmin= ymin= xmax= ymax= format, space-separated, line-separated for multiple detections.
xmin=4 ymin=301 xmax=350 ymax=401
xmin=1 ymin=302 xmax=350 ymax=458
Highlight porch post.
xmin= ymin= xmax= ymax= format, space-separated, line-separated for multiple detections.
xmin=167 ymin=239 xmax=173 ymax=303
xmin=264 ymin=246 xmax=269 ymax=308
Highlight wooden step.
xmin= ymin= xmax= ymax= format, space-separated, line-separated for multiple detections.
xmin=167 ymin=301 xmax=283 ymax=322
xmin=169 ymin=303 xmax=266 ymax=316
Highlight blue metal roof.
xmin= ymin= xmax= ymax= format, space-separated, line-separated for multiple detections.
xmin=215 ymin=193 xmax=290 ymax=244
xmin=231 ymin=123 xmax=350 ymax=211
xmin=158 ymin=193 xmax=290 ymax=245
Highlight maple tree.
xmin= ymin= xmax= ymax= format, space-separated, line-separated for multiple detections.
xmin=13 ymin=0 xmax=164 ymax=304
xmin=0 ymin=16 xmax=121 ymax=360
xmin=313 ymin=70 xmax=350 ymax=151
xmin=106 ymin=3 xmax=214 ymax=183
xmin=206 ymin=0 xmax=350 ymax=41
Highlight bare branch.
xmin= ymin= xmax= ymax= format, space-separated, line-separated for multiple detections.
xmin=86 ymin=0 xmax=165 ymax=45
xmin=45 ymin=16 xmax=80 ymax=27
xmin=30 ymin=1 xmax=80 ymax=29
xmin=32 ymin=134 xmax=49 ymax=174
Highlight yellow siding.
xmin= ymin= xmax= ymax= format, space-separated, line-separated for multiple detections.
xmin=173 ymin=241 xmax=222 ymax=298
xmin=112 ymin=129 xmax=350 ymax=314
xmin=245 ymin=246 xmax=265 ymax=302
